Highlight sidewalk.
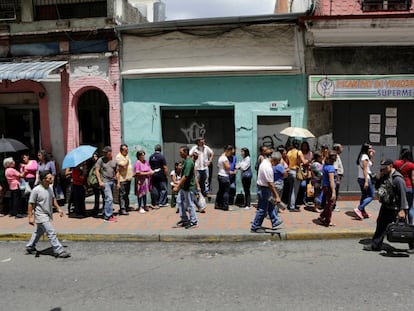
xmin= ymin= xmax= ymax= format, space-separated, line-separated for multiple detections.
xmin=0 ymin=199 xmax=379 ymax=242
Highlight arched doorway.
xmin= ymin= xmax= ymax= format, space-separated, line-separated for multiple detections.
xmin=77 ymin=89 xmax=110 ymax=151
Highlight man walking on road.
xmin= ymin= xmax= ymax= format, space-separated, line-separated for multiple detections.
xmin=96 ymin=146 xmax=120 ymax=223
xmin=251 ymin=152 xmax=283 ymax=233
xmin=173 ymin=146 xmax=198 ymax=229
xmin=26 ymin=170 xmax=70 ymax=258
xmin=363 ymin=159 xmax=413 ymax=253
xmin=116 ymin=144 xmax=133 ymax=215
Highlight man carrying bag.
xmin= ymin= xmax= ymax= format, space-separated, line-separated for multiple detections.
xmin=364 ymin=159 xmax=414 ymax=253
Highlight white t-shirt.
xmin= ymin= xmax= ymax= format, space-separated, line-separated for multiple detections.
xmin=257 ymin=158 xmax=273 ymax=187
xmin=217 ymin=154 xmax=229 ymax=177
xmin=29 ymin=184 xmax=55 ymax=223
xmin=358 ymin=154 xmax=372 ymax=179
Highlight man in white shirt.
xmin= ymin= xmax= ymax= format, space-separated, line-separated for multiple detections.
xmin=190 ymin=137 xmax=214 ymax=197
xmin=251 ymin=152 xmax=283 ymax=233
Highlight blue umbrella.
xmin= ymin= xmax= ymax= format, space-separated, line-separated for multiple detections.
xmin=62 ymin=145 xmax=97 ymax=169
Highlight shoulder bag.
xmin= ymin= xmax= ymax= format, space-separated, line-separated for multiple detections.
xmin=296 ymin=151 xmax=306 ymax=181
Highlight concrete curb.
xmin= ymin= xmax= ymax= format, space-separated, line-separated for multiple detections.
xmin=0 ymin=230 xmax=375 ymax=242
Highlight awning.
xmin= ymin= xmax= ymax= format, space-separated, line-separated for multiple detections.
xmin=0 ymin=61 xmax=67 ymax=80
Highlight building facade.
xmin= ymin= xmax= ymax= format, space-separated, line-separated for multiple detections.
xmin=118 ymin=15 xmax=308 ymax=190
xmin=0 ymin=0 xmax=145 ymax=164
xmin=303 ymin=0 xmax=414 ymax=192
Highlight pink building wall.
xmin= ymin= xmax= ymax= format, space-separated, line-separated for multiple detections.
xmin=316 ymin=0 xmax=413 ymax=16
xmin=62 ymin=56 xmax=121 ymax=153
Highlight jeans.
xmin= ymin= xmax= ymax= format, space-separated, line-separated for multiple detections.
xmin=196 ymin=169 xmax=209 ymax=196
xmin=72 ymin=184 xmax=86 ymax=215
xmin=119 ymin=180 xmax=131 ymax=211
xmin=151 ymin=178 xmax=168 ymax=206
xmin=177 ymin=189 xmax=198 ymax=224
xmin=251 ymin=186 xmax=280 ymax=229
xmin=26 ymin=221 xmax=64 ymax=255
xmin=320 ymin=186 xmax=335 ymax=224
xmin=10 ymin=189 xmax=23 ymax=216
xmin=357 ymin=178 xmax=374 ymax=211
xmin=216 ymin=175 xmax=230 ymax=209
xmin=103 ymin=181 xmax=114 ymax=219
xmin=93 ymin=186 xmax=104 ymax=213
xmin=288 ymin=169 xmax=301 ymax=210
xmin=406 ymin=189 xmax=413 ymax=225
xmin=242 ymin=176 xmax=252 ymax=207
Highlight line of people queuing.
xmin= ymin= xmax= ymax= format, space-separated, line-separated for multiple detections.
xmin=249 ymin=141 xmax=342 ymax=231
xmin=1 ymin=150 xmax=60 ymax=218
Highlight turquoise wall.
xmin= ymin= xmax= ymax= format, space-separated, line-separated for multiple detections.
xmin=122 ymin=74 xmax=307 ymax=157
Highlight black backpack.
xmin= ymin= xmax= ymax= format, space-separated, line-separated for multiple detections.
xmin=377 ymin=170 xmax=403 ymax=209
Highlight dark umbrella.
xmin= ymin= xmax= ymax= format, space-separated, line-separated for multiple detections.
xmin=0 ymin=135 xmax=29 ymax=153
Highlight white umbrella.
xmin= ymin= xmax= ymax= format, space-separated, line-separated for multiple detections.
xmin=280 ymin=127 xmax=315 ymax=138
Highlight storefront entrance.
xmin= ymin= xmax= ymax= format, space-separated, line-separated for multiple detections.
xmin=162 ymin=108 xmax=235 ymax=194
xmin=77 ymin=89 xmax=110 ymax=151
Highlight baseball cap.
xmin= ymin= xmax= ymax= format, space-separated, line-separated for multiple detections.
xmin=380 ymin=159 xmax=393 ymax=167
xmin=320 ymin=144 xmax=329 ymax=149
xmin=102 ymin=146 xmax=112 ymax=153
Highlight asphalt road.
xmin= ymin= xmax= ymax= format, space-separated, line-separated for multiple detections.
xmin=0 ymin=239 xmax=413 ymax=311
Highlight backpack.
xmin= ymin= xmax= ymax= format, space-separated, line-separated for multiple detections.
xmin=87 ymin=165 xmax=98 ymax=187
xmin=87 ymin=158 xmax=103 ymax=187
xmin=377 ymin=171 xmax=403 ymax=209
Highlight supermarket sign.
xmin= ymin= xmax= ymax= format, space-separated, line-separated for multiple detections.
xmin=309 ymin=75 xmax=414 ymax=100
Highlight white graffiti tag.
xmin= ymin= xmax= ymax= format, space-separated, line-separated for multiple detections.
xmin=181 ymin=122 xmax=206 ymax=144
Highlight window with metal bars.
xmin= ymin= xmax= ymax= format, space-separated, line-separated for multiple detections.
xmin=361 ymin=0 xmax=412 ymax=11
xmin=0 ymin=0 xmax=20 ymax=20
xmin=34 ymin=0 xmax=107 ymax=20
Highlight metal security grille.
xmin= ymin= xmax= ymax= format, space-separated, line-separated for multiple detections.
xmin=362 ymin=0 xmax=412 ymax=11
xmin=34 ymin=0 xmax=103 ymax=5
xmin=0 ymin=0 xmax=20 ymax=20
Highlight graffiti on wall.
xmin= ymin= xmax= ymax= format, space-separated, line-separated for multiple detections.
xmin=258 ymin=133 xmax=285 ymax=150
xmin=180 ymin=122 xmax=206 ymax=144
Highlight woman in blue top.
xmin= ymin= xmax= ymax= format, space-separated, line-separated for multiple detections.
xmin=319 ymin=151 xmax=337 ymax=227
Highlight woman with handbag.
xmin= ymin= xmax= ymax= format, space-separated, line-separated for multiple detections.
xmin=354 ymin=143 xmax=375 ymax=220
xmin=237 ymin=147 xmax=252 ymax=209
xmin=286 ymin=140 xmax=309 ymax=212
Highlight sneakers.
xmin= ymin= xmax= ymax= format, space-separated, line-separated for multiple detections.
xmin=363 ymin=245 xmax=380 ymax=252
xmin=139 ymin=208 xmax=146 ymax=214
xmin=334 ymin=206 xmax=340 ymax=212
xmin=175 ymin=220 xmax=190 ymax=227
xmin=119 ymin=209 xmax=129 ymax=216
xmin=271 ymin=219 xmax=284 ymax=230
xmin=185 ymin=222 xmax=198 ymax=229
xmin=25 ymin=246 xmax=37 ymax=254
xmin=354 ymin=208 xmax=364 ymax=220
xmin=362 ymin=210 xmax=371 ymax=218
xmin=55 ymin=250 xmax=71 ymax=258
xmin=159 ymin=203 xmax=170 ymax=208
xmin=104 ymin=215 xmax=118 ymax=223
xmin=250 ymin=227 xmax=266 ymax=233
